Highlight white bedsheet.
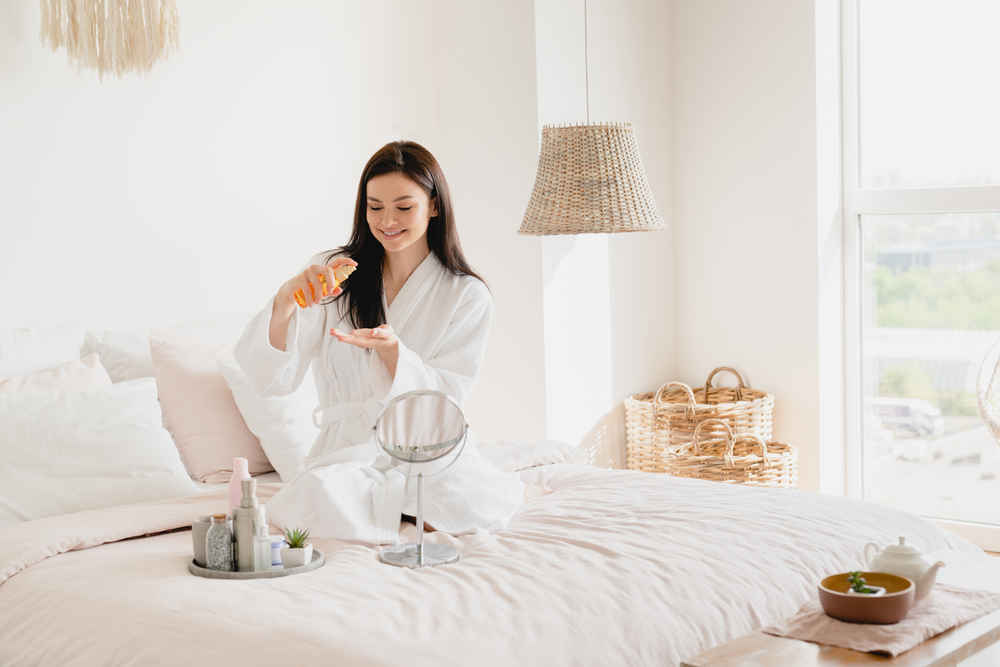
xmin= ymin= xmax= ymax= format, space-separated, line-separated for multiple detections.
xmin=0 ymin=464 xmax=989 ymax=666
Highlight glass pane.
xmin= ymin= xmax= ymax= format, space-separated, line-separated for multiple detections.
xmin=860 ymin=1 xmax=1000 ymax=188
xmin=862 ymin=213 xmax=1000 ymax=524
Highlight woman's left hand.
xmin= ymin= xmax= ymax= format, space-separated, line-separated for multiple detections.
xmin=331 ymin=324 xmax=399 ymax=377
xmin=329 ymin=323 xmax=397 ymax=351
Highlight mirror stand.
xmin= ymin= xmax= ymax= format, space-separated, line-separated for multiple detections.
xmin=378 ymin=473 xmax=460 ymax=568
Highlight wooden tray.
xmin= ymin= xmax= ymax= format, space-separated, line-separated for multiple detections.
xmin=188 ymin=549 xmax=325 ymax=579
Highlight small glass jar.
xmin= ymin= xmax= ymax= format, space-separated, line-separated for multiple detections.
xmin=205 ymin=513 xmax=234 ymax=571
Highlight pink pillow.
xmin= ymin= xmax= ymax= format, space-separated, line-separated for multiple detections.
xmin=150 ymin=332 xmax=272 ymax=483
xmin=0 ymin=353 xmax=112 ymax=393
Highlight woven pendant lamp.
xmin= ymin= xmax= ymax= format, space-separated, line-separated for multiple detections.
xmin=520 ymin=122 xmax=664 ymax=235
xmin=519 ymin=2 xmax=664 ymax=235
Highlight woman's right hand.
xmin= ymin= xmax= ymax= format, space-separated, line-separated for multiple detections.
xmin=277 ymin=257 xmax=358 ymax=310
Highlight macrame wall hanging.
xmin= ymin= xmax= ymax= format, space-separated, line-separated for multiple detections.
xmin=40 ymin=0 xmax=179 ymax=78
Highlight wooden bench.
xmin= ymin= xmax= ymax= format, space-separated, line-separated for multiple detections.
xmin=681 ymin=609 xmax=1000 ymax=665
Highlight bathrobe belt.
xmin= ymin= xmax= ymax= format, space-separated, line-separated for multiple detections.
xmin=312 ymin=399 xmax=384 ymax=431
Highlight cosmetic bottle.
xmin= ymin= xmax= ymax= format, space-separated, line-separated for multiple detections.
xmin=191 ymin=515 xmax=211 ymax=567
xmin=270 ymin=538 xmax=285 ymax=568
xmin=254 ymin=503 xmax=267 ymax=536
xmin=205 ymin=514 xmax=234 ymax=571
xmin=233 ymin=478 xmax=258 ymax=572
xmin=251 ymin=503 xmax=269 ymax=571
xmin=253 ymin=525 xmax=272 ymax=571
xmin=228 ymin=457 xmax=250 ymax=513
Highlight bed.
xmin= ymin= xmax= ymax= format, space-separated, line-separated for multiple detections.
xmin=0 ymin=462 xmax=990 ymax=666
xmin=1 ymin=322 xmax=996 ymax=665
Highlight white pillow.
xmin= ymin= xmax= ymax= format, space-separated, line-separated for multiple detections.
xmin=0 ymin=378 xmax=198 ymax=522
xmin=81 ymin=328 xmax=154 ymax=382
xmin=0 ymin=353 xmax=111 ymax=394
xmin=82 ymin=315 xmax=253 ymax=383
xmin=0 ymin=326 xmax=86 ymax=377
xmin=218 ymin=348 xmax=318 ymax=482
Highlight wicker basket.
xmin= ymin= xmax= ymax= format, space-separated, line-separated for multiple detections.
xmin=663 ymin=419 xmax=798 ymax=488
xmin=624 ymin=367 xmax=775 ymax=472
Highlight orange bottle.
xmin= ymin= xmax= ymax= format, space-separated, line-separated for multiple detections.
xmin=294 ymin=263 xmax=356 ymax=308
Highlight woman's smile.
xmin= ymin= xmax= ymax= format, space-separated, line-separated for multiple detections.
xmin=380 ymin=228 xmax=406 ymax=238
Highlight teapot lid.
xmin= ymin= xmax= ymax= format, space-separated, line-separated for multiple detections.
xmin=883 ymin=536 xmax=921 ymax=556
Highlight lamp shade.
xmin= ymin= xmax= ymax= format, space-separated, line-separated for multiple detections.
xmin=519 ymin=122 xmax=665 ymax=235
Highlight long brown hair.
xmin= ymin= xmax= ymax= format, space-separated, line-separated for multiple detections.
xmin=321 ymin=141 xmax=486 ymax=329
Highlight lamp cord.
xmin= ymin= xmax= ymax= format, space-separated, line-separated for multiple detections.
xmin=584 ymin=0 xmax=590 ymax=123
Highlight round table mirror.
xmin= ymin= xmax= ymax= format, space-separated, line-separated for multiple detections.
xmin=373 ymin=389 xmax=468 ymax=568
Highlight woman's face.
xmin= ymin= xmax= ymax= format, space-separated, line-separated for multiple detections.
xmin=365 ymin=172 xmax=438 ymax=255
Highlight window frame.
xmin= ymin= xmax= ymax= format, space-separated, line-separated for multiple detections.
xmin=842 ymin=0 xmax=1000 ymax=549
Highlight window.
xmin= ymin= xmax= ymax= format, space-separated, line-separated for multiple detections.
xmin=844 ymin=0 xmax=1000 ymax=545
xmin=859 ymin=1 xmax=1000 ymax=189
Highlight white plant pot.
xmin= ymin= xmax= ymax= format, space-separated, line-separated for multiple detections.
xmin=281 ymin=544 xmax=312 ymax=568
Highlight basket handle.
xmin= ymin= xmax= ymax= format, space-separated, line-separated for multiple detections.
xmin=692 ymin=418 xmax=736 ymax=466
xmin=653 ymin=381 xmax=697 ymax=419
xmin=732 ymin=432 xmax=770 ymax=462
xmin=704 ymin=366 xmax=747 ymax=401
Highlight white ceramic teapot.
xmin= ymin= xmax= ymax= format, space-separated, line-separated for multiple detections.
xmin=864 ymin=536 xmax=944 ymax=602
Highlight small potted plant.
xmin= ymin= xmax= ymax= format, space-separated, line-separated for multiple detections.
xmin=846 ymin=571 xmax=885 ymax=596
xmin=280 ymin=527 xmax=312 ymax=568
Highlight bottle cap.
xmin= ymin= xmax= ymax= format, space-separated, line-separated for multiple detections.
xmin=211 ymin=513 xmax=227 ymax=521
xmin=232 ymin=457 xmax=249 ymax=475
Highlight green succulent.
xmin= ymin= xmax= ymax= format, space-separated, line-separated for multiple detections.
xmin=283 ymin=527 xmax=310 ymax=549
xmin=847 ymin=571 xmax=877 ymax=594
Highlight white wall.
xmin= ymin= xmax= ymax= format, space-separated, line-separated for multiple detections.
xmin=3 ymin=0 xmax=839 ymax=484
xmin=533 ymin=0 xmax=614 ymax=459
xmin=534 ymin=0 xmax=838 ymax=486
xmin=815 ymin=0 xmax=845 ymax=495
xmin=671 ymin=0 xmax=834 ymax=491
xmin=533 ymin=0 xmax=673 ymax=467
xmin=0 ymin=0 xmax=546 ymax=443
xmin=592 ymin=0 xmax=673 ymax=427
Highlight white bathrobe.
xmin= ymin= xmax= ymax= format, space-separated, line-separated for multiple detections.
xmin=233 ymin=250 xmax=524 ymax=544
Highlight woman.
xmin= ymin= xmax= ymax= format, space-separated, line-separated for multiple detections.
xmin=234 ymin=141 xmax=524 ymax=544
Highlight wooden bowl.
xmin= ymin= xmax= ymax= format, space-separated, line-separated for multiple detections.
xmin=818 ymin=572 xmax=915 ymax=624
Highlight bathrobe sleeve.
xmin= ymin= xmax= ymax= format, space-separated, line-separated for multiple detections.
xmin=372 ymin=278 xmax=494 ymax=407
xmin=233 ymin=256 xmax=327 ymax=397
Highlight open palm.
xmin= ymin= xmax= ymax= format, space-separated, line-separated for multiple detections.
xmin=329 ymin=323 xmax=397 ymax=351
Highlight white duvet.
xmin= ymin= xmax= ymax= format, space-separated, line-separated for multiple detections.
xmin=0 ymin=465 xmax=988 ymax=666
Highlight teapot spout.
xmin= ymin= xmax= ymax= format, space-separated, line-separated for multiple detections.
xmin=916 ymin=561 xmax=945 ymax=601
